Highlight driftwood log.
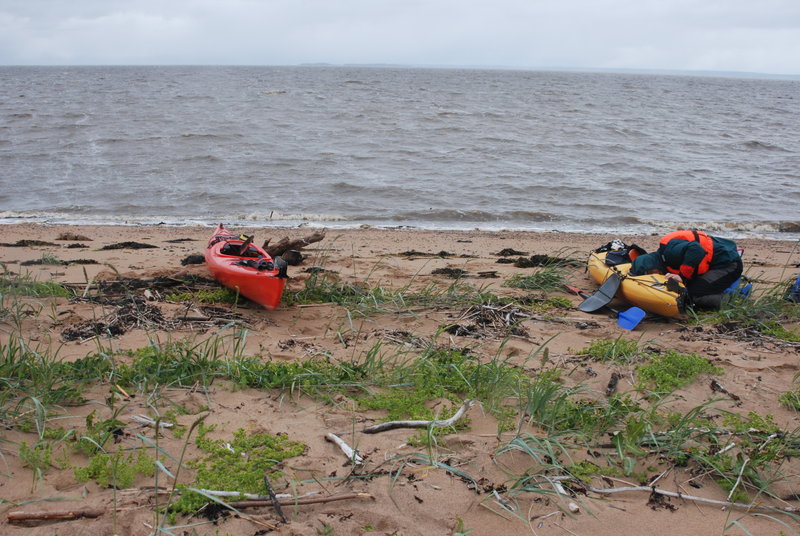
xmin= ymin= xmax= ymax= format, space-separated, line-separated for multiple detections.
xmin=8 ymin=507 xmax=105 ymax=523
xmin=263 ymin=231 xmax=325 ymax=258
xmin=363 ymin=400 xmax=473 ymax=434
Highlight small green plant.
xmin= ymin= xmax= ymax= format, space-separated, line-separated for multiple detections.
xmin=636 ymin=350 xmax=723 ymax=393
xmin=0 ymin=336 xmax=86 ymax=406
xmin=78 ymin=407 xmax=127 ymax=456
xmin=579 ymin=337 xmax=642 ymax=363
xmin=74 ymin=448 xmax=154 ymax=488
xmin=33 ymin=253 xmax=63 ymax=266
xmin=779 ymin=389 xmax=800 ymax=410
xmin=165 ymin=287 xmax=240 ymax=304
xmin=171 ymin=426 xmax=306 ymax=514
xmin=566 ymin=459 xmax=623 ymax=482
xmin=19 ymin=440 xmax=55 ymax=491
xmin=451 ymin=517 xmax=472 ymax=536
xmin=504 ymin=267 xmax=568 ymax=292
xmin=317 ymin=522 xmax=335 ymax=535
xmin=761 ymin=321 xmax=800 ymax=342
xmin=0 ymin=274 xmax=72 ymax=298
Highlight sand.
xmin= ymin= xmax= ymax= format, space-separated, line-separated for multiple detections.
xmin=1 ymin=223 xmax=799 ymax=536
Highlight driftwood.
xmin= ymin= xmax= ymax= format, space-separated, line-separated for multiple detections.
xmin=325 ymin=432 xmax=364 ymax=464
xmin=228 ymin=492 xmax=373 ymax=509
xmin=363 ymin=400 xmax=472 ymax=434
xmin=196 ymin=489 xmax=309 ymax=500
xmin=263 ymin=231 xmax=325 ymax=258
xmin=8 ymin=507 xmax=105 ymax=522
xmin=585 ymin=484 xmax=800 ymax=516
xmin=130 ymin=414 xmax=173 ymax=429
xmin=263 ymin=474 xmax=288 ymax=523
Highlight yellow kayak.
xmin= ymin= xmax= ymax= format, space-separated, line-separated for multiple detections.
xmin=587 ymin=250 xmax=687 ymax=317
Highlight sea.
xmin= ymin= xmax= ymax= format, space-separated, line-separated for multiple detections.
xmin=1 ymin=65 xmax=799 ymax=239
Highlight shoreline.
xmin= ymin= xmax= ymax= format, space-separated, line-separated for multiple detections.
xmin=2 ymin=217 xmax=800 ymax=241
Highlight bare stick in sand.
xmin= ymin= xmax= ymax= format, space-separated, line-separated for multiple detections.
xmin=263 ymin=474 xmax=288 ymax=524
xmin=362 ymin=400 xmax=472 ymax=434
xmin=325 ymin=432 xmax=364 ymax=465
xmin=8 ymin=508 xmax=106 ymax=523
xmin=130 ymin=414 xmax=173 ymax=429
xmin=228 ymin=492 xmax=373 ymax=509
xmin=585 ymin=484 xmax=799 ymax=516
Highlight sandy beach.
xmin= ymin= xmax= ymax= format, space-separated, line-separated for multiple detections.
xmin=1 ymin=223 xmax=799 ymax=536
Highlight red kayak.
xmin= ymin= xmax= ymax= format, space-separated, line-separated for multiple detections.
xmin=204 ymin=224 xmax=288 ymax=309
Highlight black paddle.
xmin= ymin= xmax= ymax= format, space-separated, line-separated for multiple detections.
xmin=237 ymin=234 xmax=254 ymax=255
xmin=577 ymin=272 xmax=621 ymax=312
xmin=564 ymin=283 xmax=647 ymax=330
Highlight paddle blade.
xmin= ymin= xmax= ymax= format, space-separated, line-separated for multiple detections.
xmin=578 ymin=273 xmax=621 ymax=312
xmin=617 ymin=307 xmax=646 ymax=330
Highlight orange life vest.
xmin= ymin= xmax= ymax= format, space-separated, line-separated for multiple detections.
xmin=658 ymin=230 xmax=714 ymax=276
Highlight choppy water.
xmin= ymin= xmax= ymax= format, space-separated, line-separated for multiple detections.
xmin=1 ymin=65 xmax=799 ymax=238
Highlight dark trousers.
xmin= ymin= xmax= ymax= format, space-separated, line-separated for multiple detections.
xmin=686 ymin=258 xmax=743 ymax=307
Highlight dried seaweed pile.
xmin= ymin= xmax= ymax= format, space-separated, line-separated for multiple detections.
xmin=62 ymin=296 xmax=170 ymax=341
xmin=60 ymin=275 xmax=245 ymax=342
xmin=446 ymin=304 xmax=530 ymax=338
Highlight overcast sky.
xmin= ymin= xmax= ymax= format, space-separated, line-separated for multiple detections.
xmin=1 ymin=0 xmax=798 ymax=75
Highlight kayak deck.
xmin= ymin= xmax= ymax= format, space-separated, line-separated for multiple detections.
xmin=587 ymin=250 xmax=687 ymax=317
xmin=205 ymin=224 xmax=287 ymax=309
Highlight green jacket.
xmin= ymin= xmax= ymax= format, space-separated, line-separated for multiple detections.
xmin=659 ymin=236 xmax=740 ymax=277
xmin=631 ymin=236 xmax=739 ymax=277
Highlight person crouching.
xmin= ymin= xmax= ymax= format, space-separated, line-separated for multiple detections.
xmin=630 ymin=230 xmax=743 ymax=310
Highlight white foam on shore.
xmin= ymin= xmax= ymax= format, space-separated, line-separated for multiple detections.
xmin=2 ymin=211 xmax=799 ymax=241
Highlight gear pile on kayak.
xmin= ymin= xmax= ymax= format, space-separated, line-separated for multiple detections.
xmin=204 ymin=224 xmax=288 ymax=309
xmin=586 ymin=241 xmax=688 ymax=318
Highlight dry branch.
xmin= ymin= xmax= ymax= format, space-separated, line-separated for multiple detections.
xmin=363 ymin=400 xmax=472 ymax=434
xmin=263 ymin=231 xmax=326 ymax=258
xmin=130 ymin=414 xmax=173 ymax=429
xmin=229 ymin=492 xmax=373 ymax=509
xmin=325 ymin=432 xmax=364 ymax=464
xmin=263 ymin=474 xmax=288 ymax=523
xmin=8 ymin=508 xmax=105 ymax=522
xmin=585 ymin=484 xmax=799 ymax=516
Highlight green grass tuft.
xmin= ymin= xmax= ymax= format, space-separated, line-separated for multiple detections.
xmin=636 ymin=350 xmax=723 ymax=392
xmin=0 ymin=274 xmax=72 ymax=298
xmin=579 ymin=337 xmax=642 ymax=364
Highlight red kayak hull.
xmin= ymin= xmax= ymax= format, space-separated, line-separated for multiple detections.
xmin=204 ymin=224 xmax=286 ymax=309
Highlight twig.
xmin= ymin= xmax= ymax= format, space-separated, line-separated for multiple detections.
xmin=325 ymin=432 xmax=364 ymax=465
xmin=532 ymin=510 xmax=562 ymax=520
xmin=362 ymin=400 xmax=472 ymax=434
xmin=727 ymin=457 xmax=749 ymax=501
xmin=585 ymin=484 xmax=799 ymax=515
xmin=228 ymin=492 xmax=373 ymax=509
xmin=8 ymin=507 xmax=105 ymax=522
xmin=130 ymin=415 xmax=173 ymax=429
xmin=263 ymin=474 xmax=287 ymax=524
xmin=195 ymin=489 xmax=313 ymax=500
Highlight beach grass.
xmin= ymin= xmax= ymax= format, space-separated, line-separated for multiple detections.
xmin=1 ymin=252 xmax=799 ymax=532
